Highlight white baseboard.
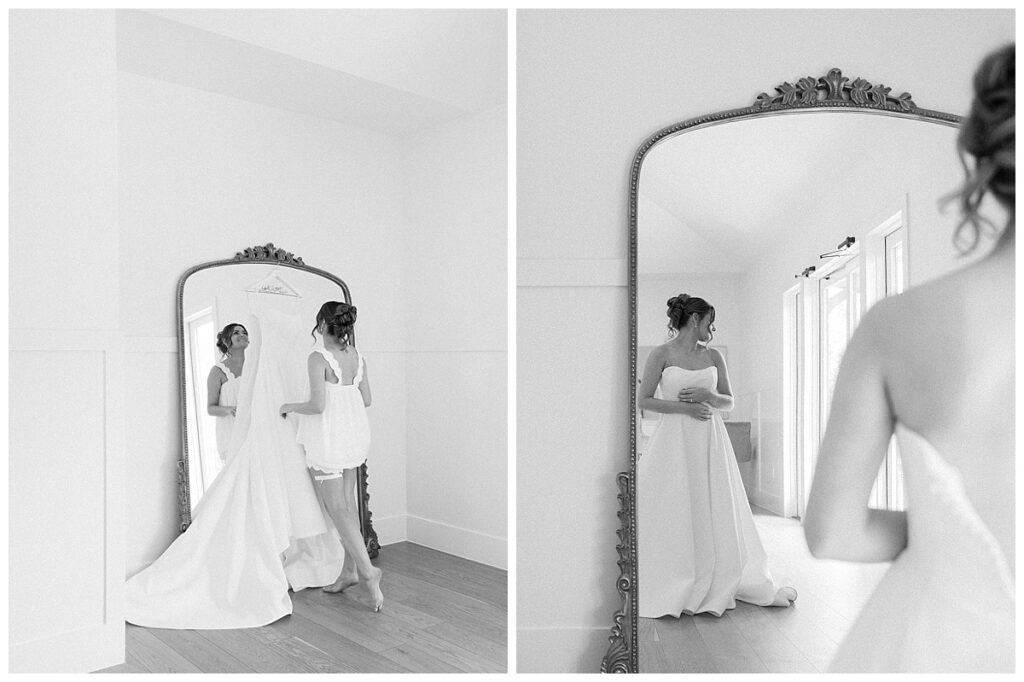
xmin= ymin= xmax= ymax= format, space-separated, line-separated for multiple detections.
xmin=517 ymin=626 xmax=609 ymax=673
xmin=406 ymin=514 xmax=507 ymax=569
xmin=371 ymin=513 xmax=407 ymax=546
xmin=10 ymin=622 xmax=125 ymax=673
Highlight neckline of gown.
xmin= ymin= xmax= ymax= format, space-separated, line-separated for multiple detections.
xmin=662 ymin=365 xmax=716 ymax=374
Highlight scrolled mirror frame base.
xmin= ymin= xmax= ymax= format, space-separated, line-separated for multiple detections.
xmin=606 ymin=69 xmax=962 ymax=673
xmin=359 ymin=463 xmax=381 ymax=558
xmin=600 ymin=470 xmax=636 ymax=673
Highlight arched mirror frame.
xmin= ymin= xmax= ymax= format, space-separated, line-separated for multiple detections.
xmin=175 ymin=242 xmax=380 ymax=558
xmin=600 ymin=71 xmax=963 ymax=673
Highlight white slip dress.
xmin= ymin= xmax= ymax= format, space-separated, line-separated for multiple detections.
xmin=295 ymin=345 xmax=371 ymax=475
xmin=638 ymin=365 xmax=790 ymax=618
xmin=213 ymin=360 xmax=240 ymax=461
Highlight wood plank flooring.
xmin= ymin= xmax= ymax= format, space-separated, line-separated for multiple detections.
xmin=97 ymin=542 xmax=507 ymax=673
xmin=639 ymin=508 xmax=890 ymax=673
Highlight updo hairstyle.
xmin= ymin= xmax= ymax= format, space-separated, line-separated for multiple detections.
xmin=313 ymin=301 xmax=357 ymax=348
xmin=666 ymin=294 xmax=715 ymax=333
xmin=215 ymin=323 xmax=247 ymax=355
xmin=951 ymin=43 xmax=1015 ymax=253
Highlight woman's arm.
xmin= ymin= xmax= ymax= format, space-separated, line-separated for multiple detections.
xmin=281 ymin=353 xmax=328 ymax=416
xmin=206 ymin=366 xmax=234 ymax=417
xmin=358 ymin=360 xmax=371 ymax=407
xmin=637 ymin=347 xmax=707 ymax=419
xmin=803 ymin=303 xmax=907 ymax=563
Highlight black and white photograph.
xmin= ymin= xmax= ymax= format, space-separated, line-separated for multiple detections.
xmin=8 ymin=5 xmax=1018 ymax=677
xmin=516 ymin=8 xmax=1014 ymax=674
xmin=10 ymin=9 xmax=507 ymax=673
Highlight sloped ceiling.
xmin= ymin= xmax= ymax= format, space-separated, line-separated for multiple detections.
xmin=118 ymin=9 xmax=506 ymax=136
xmin=638 ymin=112 xmax=959 ymax=274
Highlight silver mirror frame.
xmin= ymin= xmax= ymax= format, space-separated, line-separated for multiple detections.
xmin=175 ymin=242 xmax=380 ymax=558
xmin=600 ymin=70 xmax=962 ymax=673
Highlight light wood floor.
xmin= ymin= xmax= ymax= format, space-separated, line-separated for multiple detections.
xmin=639 ymin=508 xmax=890 ymax=673
xmin=98 ymin=542 xmax=507 ymax=674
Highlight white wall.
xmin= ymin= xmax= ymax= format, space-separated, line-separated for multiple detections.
xmin=516 ymin=8 xmax=1013 ymax=672
xmin=9 ymin=10 xmax=126 ymax=673
xmin=117 ymin=69 xmax=411 ymax=573
xmin=402 ymin=106 xmax=509 ymax=568
xmin=116 ymin=21 xmax=508 ymax=574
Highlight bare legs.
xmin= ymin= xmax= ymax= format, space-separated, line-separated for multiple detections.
xmin=312 ymin=467 xmax=383 ymax=611
xmin=323 ymin=551 xmax=358 ymax=593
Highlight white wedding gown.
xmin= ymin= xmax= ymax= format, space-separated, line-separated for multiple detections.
xmin=638 ymin=366 xmax=787 ymax=618
xmin=828 ymin=423 xmax=1014 ymax=672
xmin=125 ymin=298 xmax=345 ymax=629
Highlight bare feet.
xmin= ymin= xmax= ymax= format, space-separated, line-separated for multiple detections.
xmin=323 ymin=571 xmax=359 ymax=594
xmin=365 ymin=566 xmax=384 ymax=612
xmin=771 ymin=586 xmax=798 ymax=606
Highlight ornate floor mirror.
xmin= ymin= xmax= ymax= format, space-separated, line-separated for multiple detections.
xmin=601 ymin=72 xmax=965 ymax=673
xmin=176 ymin=242 xmax=380 ymax=557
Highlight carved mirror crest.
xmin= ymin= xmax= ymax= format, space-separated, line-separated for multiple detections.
xmin=601 ymin=70 xmax=963 ymax=673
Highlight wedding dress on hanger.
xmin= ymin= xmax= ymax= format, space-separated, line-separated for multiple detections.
xmin=125 ymin=287 xmax=345 ymax=629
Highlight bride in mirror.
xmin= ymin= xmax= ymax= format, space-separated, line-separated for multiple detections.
xmin=281 ymin=301 xmax=384 ymax=612
xmin=638 ymin=294 xmax=797 ymax=618
xmin=804 ymin=44 xmax=1014 ymax=673
xmin=208 ymin=323 xmax=248 ymax=461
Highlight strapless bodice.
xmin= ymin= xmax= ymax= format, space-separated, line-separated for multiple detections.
xmin=894 ymin=423 xmax=1014 ymax=597
xmin=659 ymin=365 xmax=717 ymax=395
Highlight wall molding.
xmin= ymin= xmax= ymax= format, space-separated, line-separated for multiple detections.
xmin=9 ymin=330 xmax=125 ymax=672
xmin=518 ymin=258 xmax=627 ymax=287
xmin=9 ymin=622 xmax=125 ymax=673
xmin=406 ymin=514 xmax=507 ymax=570
xmin=117 ymin=337 xmax=505 ymax=354
xmin=370 ymin=513 xmax=408 ymax=548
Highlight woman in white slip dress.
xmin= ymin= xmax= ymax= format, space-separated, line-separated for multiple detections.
xmin=804 ymin=44 xmax=1014 ymax=673
xmin=125 ymin=292 xmax=346 ymax=628
xmin=281 ymin=301 xmax=383 ymax=612
xmin=638 ymin=295 xmax=797 ymax=618
xmin=207 ymin=323 xmax=247 ymax=461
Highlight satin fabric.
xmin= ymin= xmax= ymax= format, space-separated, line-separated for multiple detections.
xmin=125 ymin=299 xmax=345 ymax=629
xmin=828 ymin=424 xmax=1014 ymax=672
xmin=638 ymin=366 xmax=783 ymax=618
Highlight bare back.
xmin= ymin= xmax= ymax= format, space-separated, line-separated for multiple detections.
xmin=878 ymin=247 xmax=1014 ymax=565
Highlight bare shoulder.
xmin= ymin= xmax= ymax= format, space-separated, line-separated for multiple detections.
xmin=208 ymin=364 xmax=227 ymax=381
xmin=649 ymin=342 xmax=670 ymax=359
xmin=641 ymin=343 xmax=669 ymax=372
xmin=707 ymin=346 xmax=727 ymax=365
xmin=307 ymin=351 xmax=327 ymax=366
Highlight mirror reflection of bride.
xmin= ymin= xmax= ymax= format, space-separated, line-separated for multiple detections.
xmin=208 ymin=323 xmax=248 ymax=462
xmin=637 ymin=294 xmax=797 ymax=618
xmin=126 ymin=282 xmax=363 ymax=628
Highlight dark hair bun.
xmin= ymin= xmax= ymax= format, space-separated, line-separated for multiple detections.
xmin=667 ymin=294 xmax=691 ymax=309
xmin=330 ymin=306 xmax=357 ymax=328
xmin=666 ymin=293 xmax=714 ymax=332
